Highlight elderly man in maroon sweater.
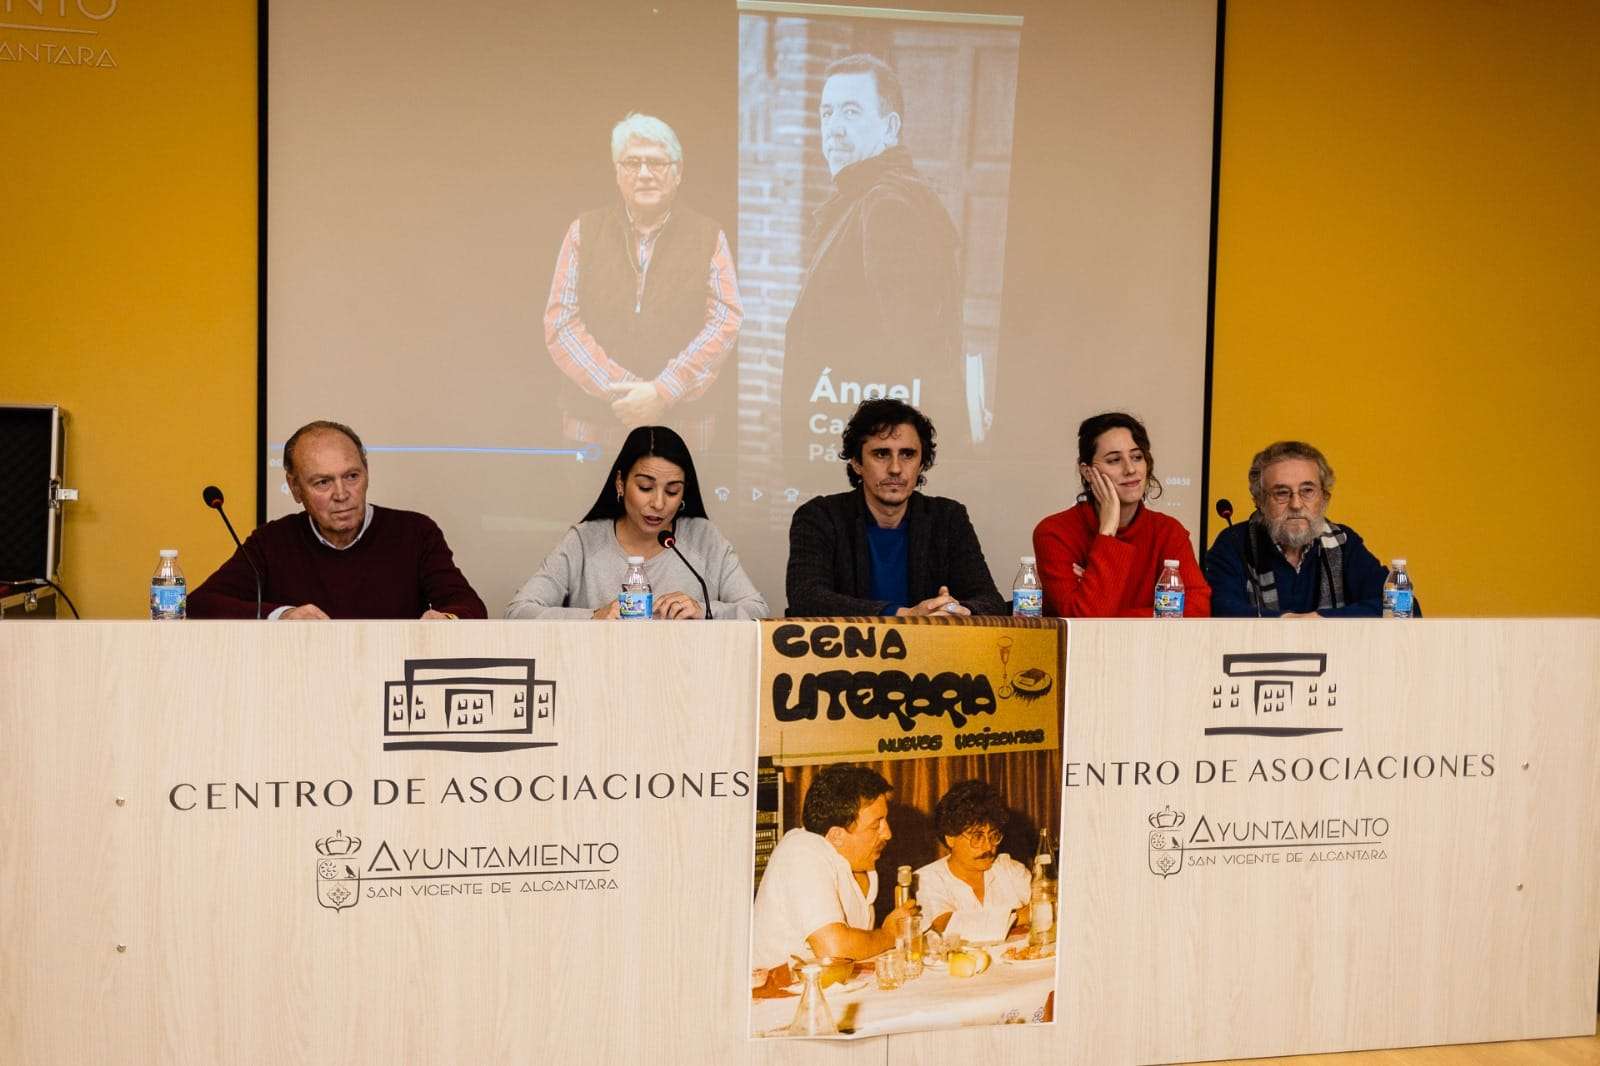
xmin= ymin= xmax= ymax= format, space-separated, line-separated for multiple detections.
xmin=188 ymin=421 xmax=486 ymax=620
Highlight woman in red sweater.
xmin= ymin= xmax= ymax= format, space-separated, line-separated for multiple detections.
xmin=1031 ymin=412 xmax=1210 ymax=617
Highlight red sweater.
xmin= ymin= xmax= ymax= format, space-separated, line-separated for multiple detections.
xmin=1031 ymin=501 xmax=1211 ymax=618
xmin=188 ymin=506 xmax=487 ymax=620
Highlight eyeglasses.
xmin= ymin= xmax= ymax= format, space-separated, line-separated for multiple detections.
xmin=958 ymin=827 xmax=1004 ymax=847
xmin=1266 ymin=485 xmax=1323 ymax=506
xmin=617 ymin=157 xmax=678 ymax=176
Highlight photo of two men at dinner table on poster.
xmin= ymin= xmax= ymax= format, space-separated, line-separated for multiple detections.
xmin=748 ymin=620 xmax=1064 ymax=1040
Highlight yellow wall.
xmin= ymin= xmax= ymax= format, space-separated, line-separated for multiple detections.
xmin=0 ymin=3 xmax=257 ymax=618
xmin=1212 ymin=2 xmax=1600 ymax=615
xmin=4 ymin=3 xmax=1596 ymax=616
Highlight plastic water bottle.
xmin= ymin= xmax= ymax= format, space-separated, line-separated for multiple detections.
xmin=618 ymin=555 xmax=652 ymax=620
xmin=1383 ymin=559 xmax=1414 ymax=619
xmin=1011 ymin=555 xmax=1043 ymax=617
xmin=1153 ymin=559 xmax=1184 ymax=618
xmin=150 ymin=548 xmax=186 ymax=620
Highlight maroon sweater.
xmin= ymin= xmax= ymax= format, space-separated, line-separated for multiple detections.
xmin=188 ymin=506 xmax=487 ymax=620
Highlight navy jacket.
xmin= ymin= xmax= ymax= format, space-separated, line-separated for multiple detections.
xmin=1205 ymin=519 xmax=1391 ymax=618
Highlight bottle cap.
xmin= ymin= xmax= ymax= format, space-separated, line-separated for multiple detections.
xmin=160 ymin=549 xmax=178 ymax=558
xmin=626 ymin=555 xmax=644 ymax=565
xmin=1020 ymin=555 xmax=1036 ymax=565
xmin=1163 ymin=559 xmax=1178 ymax=568
xmin=897 ymin=865 xmax=912 ymax=884
xmin=1392 ymin=558 xmax=1407 ymax=567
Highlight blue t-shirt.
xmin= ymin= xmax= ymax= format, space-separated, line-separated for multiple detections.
xmin=865 ymin=521 xmax=909 ymax=614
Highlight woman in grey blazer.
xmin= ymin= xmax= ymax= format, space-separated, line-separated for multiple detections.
xmin=506 ymin=425 xmax=768 ymax=620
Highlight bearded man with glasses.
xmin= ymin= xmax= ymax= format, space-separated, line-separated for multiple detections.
xmin=543 ymin=112 xmax=742 ymax=453
xmin=914 ymin=779 xmax=1033 ymax=940
xmin=1205 ymin=440 xmax=1395 ymax=618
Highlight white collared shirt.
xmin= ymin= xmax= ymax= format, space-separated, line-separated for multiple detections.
xmin=914 ymin=853 xmax=1032 ymax=941
xmin=750 ymin=829 xmax=878 ymax=970
xmin=307 ymin=503 xmax=375 ymax=549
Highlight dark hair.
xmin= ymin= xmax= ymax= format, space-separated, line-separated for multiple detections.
xmin=1075 ymin=411 xmax=1160 ymax=502
xmin=581 ymin=425 xmax=708 ymax=522
xmin=841 ymin=398 xmax=936 ymax=489
xmin=933 ymin=779 xmax=1009 ymax=841
xmin=801 ymin=764 xmax=892 ymax=835
xmin=283 ymin=420 xmax=367 ymax=477
xmin=823 ymin=53 xmax=905 ymax=121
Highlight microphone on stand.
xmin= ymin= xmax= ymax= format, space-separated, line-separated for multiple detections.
xmin=1215 ymin=498 xmax=1235 ymax=527
xmin=657 ymin=527 xmax=713 ymax=620
xmin=203 ymin=485 xmax=263 ymax=619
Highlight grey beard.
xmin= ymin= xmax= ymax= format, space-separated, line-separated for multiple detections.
xmin=1269 ymin=513 xmax=1322 ymax=550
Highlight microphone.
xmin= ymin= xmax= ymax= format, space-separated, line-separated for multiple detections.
xmin=202 ymin=485 xmax=263 ymax=619
xmin=657 ymin=527 xmax=713 ymax=620
xmin=1219 ymin=496 xmax=1265 ymax=617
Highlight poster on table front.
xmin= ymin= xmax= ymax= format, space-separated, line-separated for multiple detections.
xmin=748 ymin=616 xmax=1066 ymax=1040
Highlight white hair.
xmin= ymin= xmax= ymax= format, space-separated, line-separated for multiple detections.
xmin=610 ymin=112 xmax=683 ymax=164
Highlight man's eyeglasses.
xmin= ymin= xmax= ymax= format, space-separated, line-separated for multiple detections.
xmin=958 ymin=827 xmax=1004 ymax=848
xmin=1266 ymin=485 xmax=1323 ymax=506
xmin=617 ymin=157 xmax=678 ymax=176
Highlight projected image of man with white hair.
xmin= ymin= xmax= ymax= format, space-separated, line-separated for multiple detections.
xmin=544 ymin=112 xmax=743 ymax=454
xmin=783 ymin=54 xmax=966 ymax=470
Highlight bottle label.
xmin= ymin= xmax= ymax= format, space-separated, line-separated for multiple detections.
xmin=1012 ymin=588 xmax=1043 ymax=617
xmin=1389 ymin=589 xmax=1413 ymax=616
xmin=618 ymin=590 xmax=652 ymax=620
xmin=151 ymin=584 xmax=186 ymax=616
xmin=1154 ymin=588 xmax=1184 ymax=617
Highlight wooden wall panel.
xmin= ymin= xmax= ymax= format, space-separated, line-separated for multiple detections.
xmin=1056 ymin=619 xmax=1600 ymax=1063
xmin=3 ymin=622 xmax=766 ymax=1064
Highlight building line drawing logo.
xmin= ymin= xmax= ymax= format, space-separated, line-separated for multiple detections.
xmin=383 ymin=657 xmax=556 ymax=753
xmin=316 ymin=830 xmax=362 ymax=912
xmin=1148 ymin=806 xmax=1185 ymax=878
xmin=1204 ymin=652 xmax=1341 ymax=738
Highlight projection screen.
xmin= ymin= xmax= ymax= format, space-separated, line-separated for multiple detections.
xmin=266 ymin=0 xmax=1220 ymax=614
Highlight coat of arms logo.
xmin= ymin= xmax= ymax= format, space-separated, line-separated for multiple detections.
xmin=315 ymin=830 xmax=362 ymax=912
xmin=1147 ymin=806 xmax=1185 ymax=878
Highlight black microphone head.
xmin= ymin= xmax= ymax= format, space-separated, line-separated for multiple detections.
xmin=1215 ymin=498 xmax=1234 ymax=520
xmin=656 ymin=528 xmax=675 ymax=548
xmin=203 ymin=485 xmax=225 ymax=509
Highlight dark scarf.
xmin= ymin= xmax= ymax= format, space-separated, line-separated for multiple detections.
xmin=1244 ymin=512 xmax=1348 ymax=614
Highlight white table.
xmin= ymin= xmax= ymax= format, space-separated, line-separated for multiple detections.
xmin=750 ymin=940 xmax=1057 ymax=1040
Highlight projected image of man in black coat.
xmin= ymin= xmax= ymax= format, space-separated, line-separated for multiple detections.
xmin=783 ymin=54 xmax=967 ymax=470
